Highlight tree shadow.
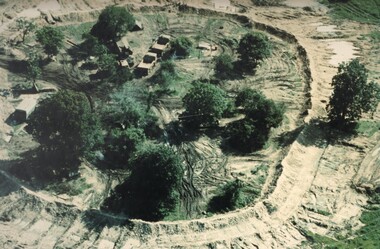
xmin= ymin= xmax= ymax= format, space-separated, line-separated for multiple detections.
xmin=5 ymin=148 xmax=81 ymax=189
xmin=164 ymin=120 xmax=202 ymax=145
xmin=275 ymin=125 xmax=305 ymax=147
xmin=292 ymin=120 xmax=359 ymax=149
xmin=81 ymin=208 xmax=133 ymax=233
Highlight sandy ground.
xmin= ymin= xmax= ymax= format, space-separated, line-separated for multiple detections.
xmin=0 ymin=0 xmax=379 ymax=248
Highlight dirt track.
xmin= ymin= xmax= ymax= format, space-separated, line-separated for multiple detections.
xmin=0 ymin=0 xmax=379 ymax=248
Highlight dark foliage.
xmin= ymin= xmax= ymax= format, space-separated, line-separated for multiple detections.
xmin=104 ymin=127 xmax=145 ymax=167
xmin=208 ymin=180 xmax=248 ymax=213
xmin=29 ymin=90 xmax=102 ymax=170
xmin=103 ymin=143 xmax=183 ymax=221
xmin=226 ymin=89 xmax=283 ymax=152
xmin=181 ymin=82 xmax=229 ymax=128
xmin=171 ymin=36 xmax=193 ymax=57
xmin=91 ymin=6 xmax=135 ymax=43
xmin=327 ymin=59 xmax=380 ymax=127
xmin=237 ymin=32 xmax=271 ymax=71
xmin=36 ymin=26 xmax=64 ymax=57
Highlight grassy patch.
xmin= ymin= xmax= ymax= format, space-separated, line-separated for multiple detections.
xmin=355 ymin=120 xmax=380 ymax=137
xmin=319 ymin=0 xmax=380 ymax=25
xmin=304 ymin=192 xmax=380 ymax=249
xmin=56 ymin=22 xmax=95 ymax=42
xmin=46 ymin=177 xmax=92 ymax=196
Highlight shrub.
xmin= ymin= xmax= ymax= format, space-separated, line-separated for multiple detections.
xmin=181 ymin=82 xmax=229 ymax=128
xmin=237 ymin=32 xmax=272 ymax=71
xmin=208 ymin=180 xmax=249 ymax=213
xmin=171 ymin=36 xmax=193 ymax=57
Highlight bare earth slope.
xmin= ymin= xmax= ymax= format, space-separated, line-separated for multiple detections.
xmin=0 ymin=1 xmax=379 ymax=248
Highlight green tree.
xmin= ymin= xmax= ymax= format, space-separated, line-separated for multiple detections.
xmin=97 ymin=52 xmax=118 ymax=77
xmin=81 ymin=33 xmax=109 ymax=57
xmin=182 ymin=82 xmax=229 ymax=128
xmin=214 ymin=54 xmax=234 ymax=79
xmin=105 ymin=127 xmax=145 ymax=167
xmin=29 ymin=90 xmax=102 ymax=169
xmin=102 ymin=84 xmax=161 ymax=138
xmin=171 ymin=36 xmax=193 ymax=57
xmin=91 ymin=5 xmax=135 ymax=43
xmin=327 ymin=59 xmax=380 ymax=126
xmin=36 ymin=26 xmax=64 ymax=57
xmin=16 ymin=18 xmax=36 ymax=42
xmin=227 ymin=89 xmax=283 ymax=152
xmin=121 ymin=143 xmax=183 ymax=221
xmin=25 ymin=51 xmax=41 ymax=91
xmin=237 ymin=32 xmax=272 ymax=71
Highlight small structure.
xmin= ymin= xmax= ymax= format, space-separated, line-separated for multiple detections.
xmin=132 ymin=20 xmax=144 ymax=31
xmin=136 ymin=52 xmax=158 ymax=76
xmin=116 ymin=36 xmax=133 ymax=56
xmin=197 ymin=42 xmax=217 ymax=51
xmin=213 ymin=0 xmax=236 ymax=12
xmin=149 ymin=34 xmax=171 ymax=57
xmin=14 ymin=98 xmax=38 ymax=122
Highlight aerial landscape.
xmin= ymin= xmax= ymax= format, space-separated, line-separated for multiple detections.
xmin=0 ymin=0 xmax=379 ymax=248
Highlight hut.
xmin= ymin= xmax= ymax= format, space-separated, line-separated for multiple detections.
xmin=150 ymin=34 xmax=171 ymax=57
xmin=14 ymin=98 xmax=38 ymax=122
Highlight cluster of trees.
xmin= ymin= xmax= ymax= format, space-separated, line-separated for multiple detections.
xmin=26 ymin=4 xmax=380 ymax=222
xmin=227 ymin=89 xmax=284 ymax=152
xmin=180 ymin=81 xmax=284 ymax=152
xmin=214 ymin=31 xmax=272 ymax=79
xmin=207 ymin=179 xmax=253 ymax=213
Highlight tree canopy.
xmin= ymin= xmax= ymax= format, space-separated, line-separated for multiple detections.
xmin=105 ymin=127 xmax=145 ymax=167
xmin=16 ymin=18 xmax=36 ymax=42
xmin=214 ymin=54 xmax=234 ymax=79
xmin=29 ymin=90 xmax=102 ymax=168
xmin=182 ymin=82 xmax=229 ymax=128
xmin=208 ymin=180 xmax=249 ymax=213
xmin=36 ymin=26 xmax=64 ymax=57
xmin=25 ymin=51 xmax=41 ymax=91
xmin=226 ymin=89 xmax=283 ymax=152
xmin=327 ymin=59 xmax=380 ymax=126
xmin=237 ymin=32 xmax=272 ymax=71
xmin=115 ymin=143 xmax=183 ymax=221
xmin=171 ymin=36 xmax=193 ymax=57
xmin=91 ymin=5 xmax=135 ymax=43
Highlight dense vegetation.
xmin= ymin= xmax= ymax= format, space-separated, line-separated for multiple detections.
xmin=181 ymin=82 xmax=229 ymax=128
xmin=327 ymin=59 xmax=379 ymax=127
xmin=171 ymin=36 xmax=193 ymax=57
xmin=36 ymin=26 xmax=64 ymax=57
xmin=214 ymin=54 xmax=234 ymax=79
xmin=103 ymin=144 xmax=183 ymax=221
xmin=207 ymin=180 xmax=253 ymax=213
xmin=237 ymin=32 xmax=272 ymax=71
xmin=226 ymin=89 xmax=284 ymax=152
xmin=320 ymin=0 xmax=380 ymax=25
xmin=91 ymin=5 xmax=135 ymax=42
xmin=29 ymin=90 xmax=102 ymax=171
